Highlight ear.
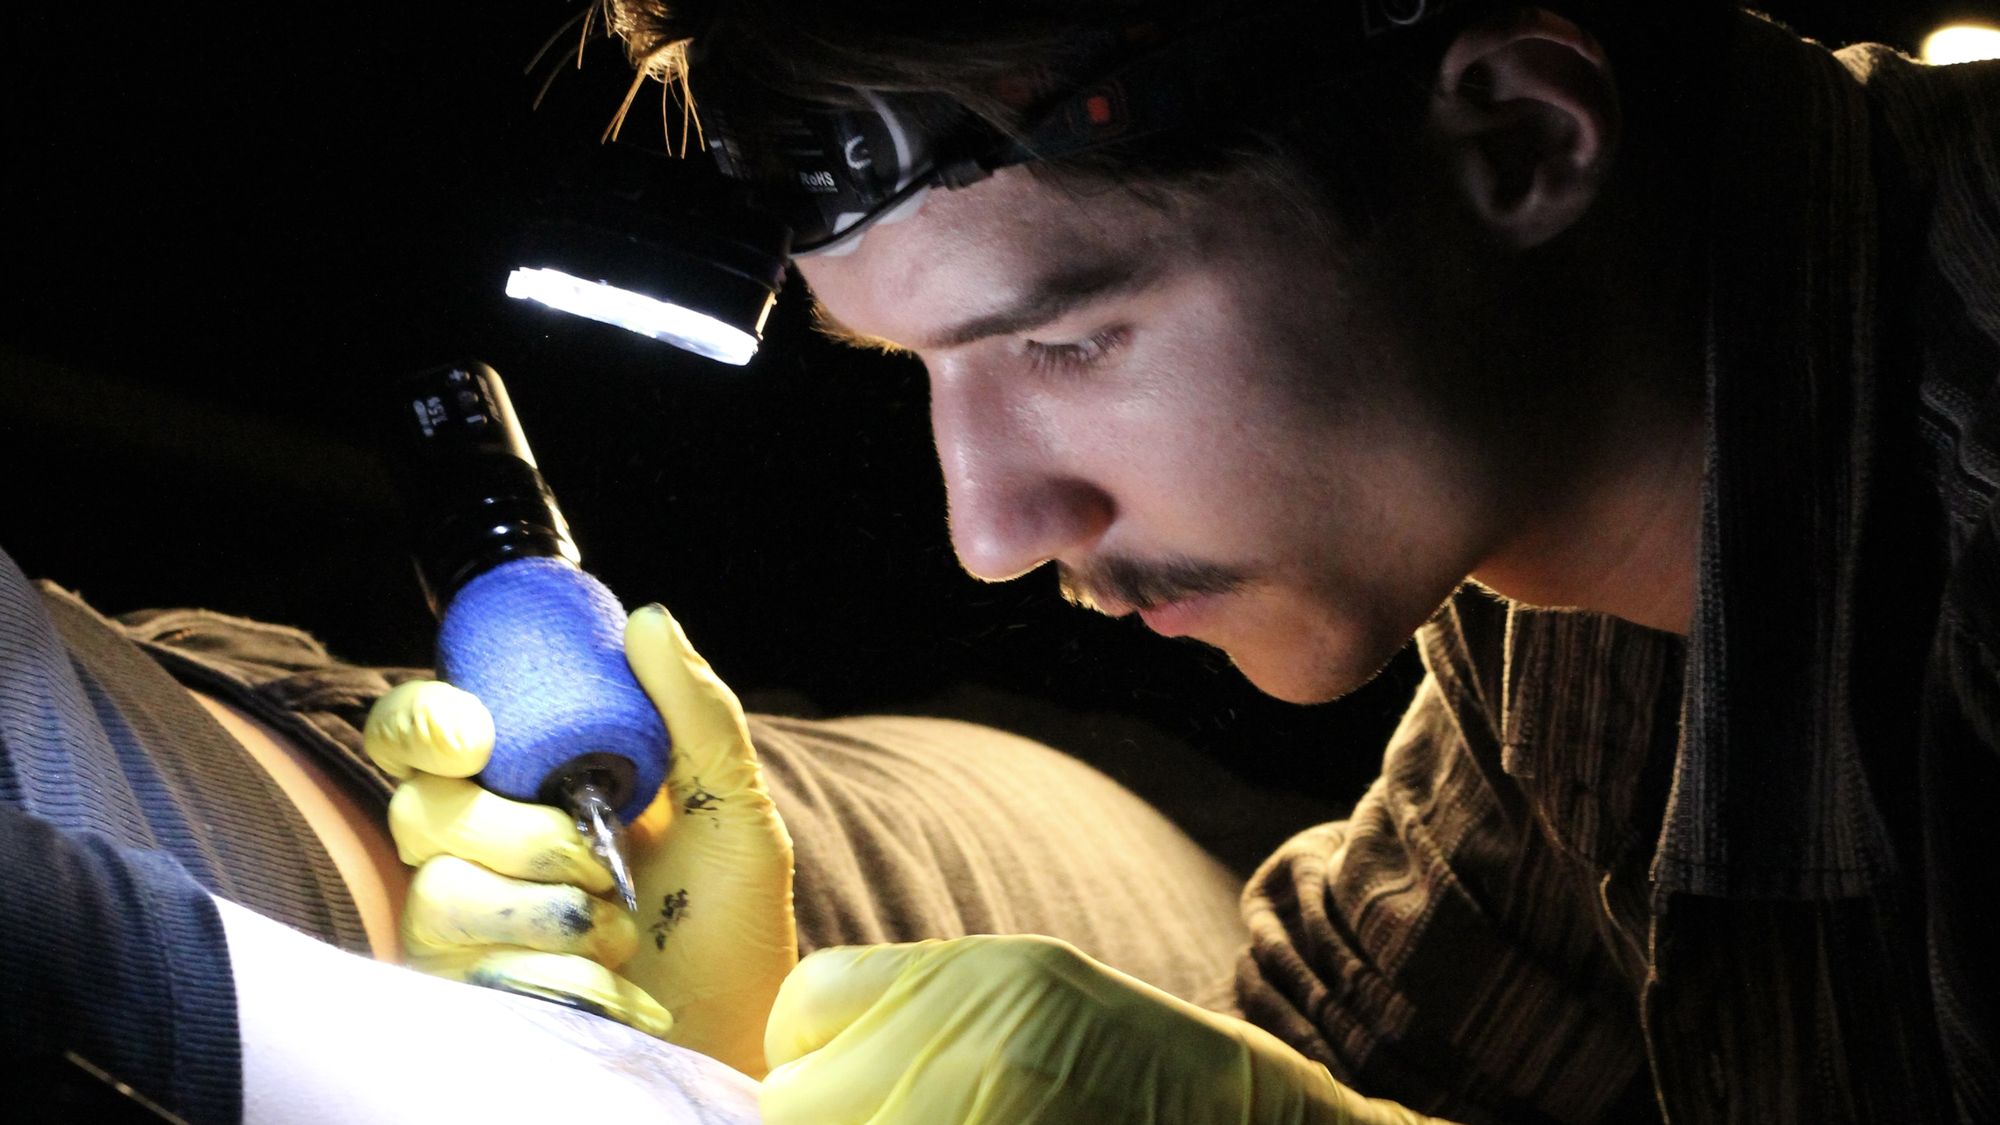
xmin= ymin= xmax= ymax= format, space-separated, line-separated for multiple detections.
xmin=1428 ymin=8 xmax=1620 ymax=249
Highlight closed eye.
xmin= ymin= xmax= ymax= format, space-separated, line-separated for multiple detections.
xmin=1022 ymin=326 xmax=1130 ymax=375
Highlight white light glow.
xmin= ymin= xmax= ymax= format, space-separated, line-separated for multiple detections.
xmin=505 ymin=267 xmax=758 ymax=366
xmin=1922 ymin=24 xmax=2000 ymax=65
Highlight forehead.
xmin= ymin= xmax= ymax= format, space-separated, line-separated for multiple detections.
xmin=797 ymin=168 xmax=1188 ymax=347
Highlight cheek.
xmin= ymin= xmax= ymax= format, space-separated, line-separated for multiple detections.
xmin=1123 ymin=278 xmax=1489 ymax=595
xmin=1121 ymin=284 xmax=1364 ymax=493
xmin=1008 ymin=276 xmax=1350 ymax=549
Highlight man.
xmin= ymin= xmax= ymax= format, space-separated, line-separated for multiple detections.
xmin=385 ymin=0 xmax=2000 ymax=1121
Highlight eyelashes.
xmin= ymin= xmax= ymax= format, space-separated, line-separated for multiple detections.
xmin=1022 ymin=326 xmax=1131 ymax=375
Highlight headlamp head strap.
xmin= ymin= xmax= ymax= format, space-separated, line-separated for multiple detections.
xmin=701 ymin=0 xmax=1467 ymax=254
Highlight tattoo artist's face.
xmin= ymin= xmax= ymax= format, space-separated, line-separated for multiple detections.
xmin=799 ymin=166 xmax=1519 ymax=703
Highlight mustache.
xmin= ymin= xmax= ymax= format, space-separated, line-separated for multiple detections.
xmin=1058 ymin=556 xmax=1247 ymax=613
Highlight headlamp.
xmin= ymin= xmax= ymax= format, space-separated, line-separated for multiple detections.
xmin=508 ymin=0 xmax=1460 ymax=361
xmin=506 ymin=140 xmax=790 ymax=366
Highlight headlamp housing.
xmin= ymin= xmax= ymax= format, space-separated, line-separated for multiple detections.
xmin=507 ymin=141 xmax=790 ymax=364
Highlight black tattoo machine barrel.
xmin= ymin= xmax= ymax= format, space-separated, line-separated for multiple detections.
xmin=386 ymin=360 xmax=667 ymax=909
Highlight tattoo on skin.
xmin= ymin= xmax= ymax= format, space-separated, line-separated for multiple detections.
xmin=486 ymin=992 xmax=759 ymax=1119
xmin=651 ymin=888 xmax=691 ymax=950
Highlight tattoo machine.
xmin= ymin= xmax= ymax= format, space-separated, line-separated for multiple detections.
xmin=387 ymin=360 xmax=667 ymax=911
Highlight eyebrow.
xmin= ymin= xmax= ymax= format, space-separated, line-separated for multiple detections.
xmin=812 ymin=255 xmax=1153 ymax=356
xmin=810 ymin=299 xmax=919 ymax=358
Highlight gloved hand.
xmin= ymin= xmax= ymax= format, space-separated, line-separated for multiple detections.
xmin=761 ymin=934 xmax=1454 ymax=1125
xmin=363 ymin=603 xmax=796 ymax=1078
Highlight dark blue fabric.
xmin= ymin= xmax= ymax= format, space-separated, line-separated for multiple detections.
xmin=34 ymin=583 xmax=368 ymax=948
xmin=0 ymin=547 xmax=155 ymax=841
xmin=0 ymin=807 xmax=240 ymax=1124
xmin=0 ymin=545 xmax=243 ymax=1122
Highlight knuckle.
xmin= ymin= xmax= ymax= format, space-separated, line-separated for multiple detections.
xmin=988 ymin=933 xmax=1079 ymax=976
xmin=386 ymin=809 xmax=436 ymax=862
xmin=365 ymin=681 xmax=431 ymax=742
xmin=407 ymin=853 xmax=479 ymax=899
xmin=365 ymin=681 xmax=494 ymax=775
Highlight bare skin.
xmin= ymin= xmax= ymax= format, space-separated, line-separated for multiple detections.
xmin=194 ymin=690 xmax=408 ymax=960
xmin=800 ymin=8 xmax=1705 ymax=704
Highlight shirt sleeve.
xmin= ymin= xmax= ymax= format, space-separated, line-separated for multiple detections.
xmin=1233 ymin=649 xmax=1658 ymax=1124
xmin=0 ymin=804 xmax=241 ymax=1124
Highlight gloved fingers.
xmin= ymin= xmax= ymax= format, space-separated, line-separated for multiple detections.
xmin=760 ymin=1048 xmax=890 ymax=1125
xmin=411 ymin=945 xmax=674 ymax=1040
xmin=1317 ymin=1081 xmax=1451 ymax=1125
xmin=763 ymin=935 xmax=1433 ymax=1125
xmin=763 ymin=941 xmax=942 ymax=1071
xmin=362 ymin=680 xmax=495 ymax=780
xmin=389 ymin=774 xmax=614 ymax=894
xmin=403 ymin=854 xmax=638 ymax=968
xmin=761 ymin=940 xmax=989 ymax=1125
xmin=625 ymin=604 xmax=764 ymax=791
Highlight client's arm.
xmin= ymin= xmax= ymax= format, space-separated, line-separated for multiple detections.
xmin=216 ymin=895 xmax=760 ymax=1123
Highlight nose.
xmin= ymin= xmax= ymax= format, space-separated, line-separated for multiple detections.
xmin=930 ymin=370 xmax=1114 ymax=582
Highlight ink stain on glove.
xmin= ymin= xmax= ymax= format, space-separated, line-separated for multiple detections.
xmin=547 ymin=898 xmax=596 ymax=937
xmin=527 ymin=849 xmax=580 ymax=881
xmin=683 ymin=781 xmax=721 ymax=816
xmin=651 ymin=888 xmax=691 ymax=950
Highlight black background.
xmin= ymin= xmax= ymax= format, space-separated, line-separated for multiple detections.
xmin=2 ymin=2 xmax=1993 ymax=811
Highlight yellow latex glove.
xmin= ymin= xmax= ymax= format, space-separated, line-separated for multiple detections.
xmin=762 ymin=934 xmax=1454 ymax=1125
xmin=364 ymin=603 xmax=797 ymax=1078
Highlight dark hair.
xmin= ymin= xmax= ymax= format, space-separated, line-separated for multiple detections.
xmin=596 ymin=0 xmax=1732 ymax=241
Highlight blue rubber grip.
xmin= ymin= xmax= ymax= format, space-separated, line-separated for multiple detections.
xmin=436 ymin=556 xmax=670 ymax=823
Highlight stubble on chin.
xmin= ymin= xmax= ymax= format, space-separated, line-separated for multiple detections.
xmin=1224 ymin=584 xmax=1437 ymax=704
